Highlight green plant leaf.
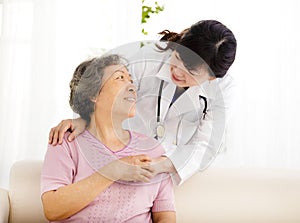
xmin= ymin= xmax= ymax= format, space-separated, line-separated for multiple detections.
xmin=141 ymin=0 xmax=164 ymax=35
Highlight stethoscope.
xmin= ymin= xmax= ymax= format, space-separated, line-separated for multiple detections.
xmin=155 ymin=80 xmax=207 ymax=139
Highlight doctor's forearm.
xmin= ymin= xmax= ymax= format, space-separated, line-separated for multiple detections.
xmin=152 ymin=156 xmax=176 ymax=174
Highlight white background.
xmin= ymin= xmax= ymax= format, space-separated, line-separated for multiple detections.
xmin=0 ymin=0 xmax=300 ymax=189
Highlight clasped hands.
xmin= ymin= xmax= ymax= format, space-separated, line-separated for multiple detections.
xmin=100 ymin=155 xmax=167 ymax=183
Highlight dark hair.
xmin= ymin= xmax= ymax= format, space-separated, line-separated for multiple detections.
xmin=69 ymin=54 xmax=126 ymax=124
xmin=159 ymin=20 xmax=237 ymax=78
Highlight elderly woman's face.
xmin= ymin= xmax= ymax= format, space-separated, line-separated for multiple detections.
xmin=95 ymin=64 xmax=136 ymax=118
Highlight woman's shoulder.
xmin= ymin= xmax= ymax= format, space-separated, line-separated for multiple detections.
xmin=217 ymin=73 xmax=235 ymax=88
xmin=144 ymin=42 xmax=172 ymax=63
xmin=46 ymin=131 xmax=80 ymax=160
xmin=48 ymin=131 xmax=83 ymax=152
xmin=129 ymin=41 xmax=172 ymax=66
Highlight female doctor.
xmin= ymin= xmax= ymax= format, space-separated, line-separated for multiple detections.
xmin=49 ymin=20 xmax=237 ymax=185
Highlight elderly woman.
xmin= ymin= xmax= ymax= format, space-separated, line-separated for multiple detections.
xmin=41 ymin=54 xmax=175 ymax=222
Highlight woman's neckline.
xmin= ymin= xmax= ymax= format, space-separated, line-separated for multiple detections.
xmin=85 ymin=129 xmax=133 ymax=153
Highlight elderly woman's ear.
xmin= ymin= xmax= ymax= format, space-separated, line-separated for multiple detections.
xmin=90 ymin=97 xmax=97 ymax=103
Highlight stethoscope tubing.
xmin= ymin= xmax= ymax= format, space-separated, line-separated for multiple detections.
xmin=157 ymin=80 xmax=165 ymax=123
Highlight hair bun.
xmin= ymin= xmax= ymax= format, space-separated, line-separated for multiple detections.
xmin=69 ymin=59 xmax=94 ymax=107
xmin=158 ymin=30 xmax=181 ymax=42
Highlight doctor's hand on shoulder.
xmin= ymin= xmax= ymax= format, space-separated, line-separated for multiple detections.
xmin=48 ymin=118 xmax=85 ymax=146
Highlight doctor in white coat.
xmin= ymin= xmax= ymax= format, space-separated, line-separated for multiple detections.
xmin=49 ymin=20 xmax=237 ymax=185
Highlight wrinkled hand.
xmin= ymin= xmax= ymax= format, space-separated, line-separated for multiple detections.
xmin=143 ymin=156 xmax=176 ymax=176
xmin=99 ymin=155 xmax=154 ymax=183
xmin=48 ymin=118 xmax=86 ymax=145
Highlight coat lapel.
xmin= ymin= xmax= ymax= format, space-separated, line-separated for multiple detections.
xmin=165 ymin=86 xmax=202 ymax=120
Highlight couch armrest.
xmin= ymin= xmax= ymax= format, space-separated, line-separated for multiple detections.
xmin=0 ymin=188 xmax=9 ymax=223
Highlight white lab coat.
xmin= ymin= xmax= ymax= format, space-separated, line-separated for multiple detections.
xmin=116 ymin=42 xmax=235 ymax=185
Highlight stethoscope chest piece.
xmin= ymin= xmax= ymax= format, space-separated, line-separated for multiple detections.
xmin=155 ymin=123 xmax=165 ymax=138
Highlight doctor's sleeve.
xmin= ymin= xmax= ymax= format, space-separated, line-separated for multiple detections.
xmin=166 ymin=77 xmax=236 ymax=185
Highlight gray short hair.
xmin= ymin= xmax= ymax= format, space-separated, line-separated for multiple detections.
xmin=69 ymin=54 xmax=127 ymax=124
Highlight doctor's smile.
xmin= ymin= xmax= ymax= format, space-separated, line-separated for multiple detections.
xmin=171 ymin=72 xmax=184 ymax=82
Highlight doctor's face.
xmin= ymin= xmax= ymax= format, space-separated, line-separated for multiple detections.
xmin=169 ymin=51 xmax=212 ymax=87
xmin=95 ymin=64 xmax=136 ymax=119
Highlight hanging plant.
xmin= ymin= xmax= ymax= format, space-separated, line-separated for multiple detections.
xmin=141 ymin=0 xmax=164 ymax=35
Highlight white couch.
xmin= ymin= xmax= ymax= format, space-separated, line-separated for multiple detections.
xmin=1 ymin=160 xmax=300 ymax=223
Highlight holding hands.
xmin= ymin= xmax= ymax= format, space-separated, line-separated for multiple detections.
xmin=101 ymin=155 xmax=154 ymax=183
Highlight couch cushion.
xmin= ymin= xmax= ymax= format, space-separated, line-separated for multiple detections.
xmin=174 ymin=167 xmax=300 ymax=223
xmin=9 ymin=160 xmax=47 ymax=223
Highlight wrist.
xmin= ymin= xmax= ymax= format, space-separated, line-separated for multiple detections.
xmin=154 ymin=156 xmax=175 ymax=174
xmin=98 ymin=161 xmax=119 ymax=181
xmin=162 ymin=156 xmax=176 ymax=173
